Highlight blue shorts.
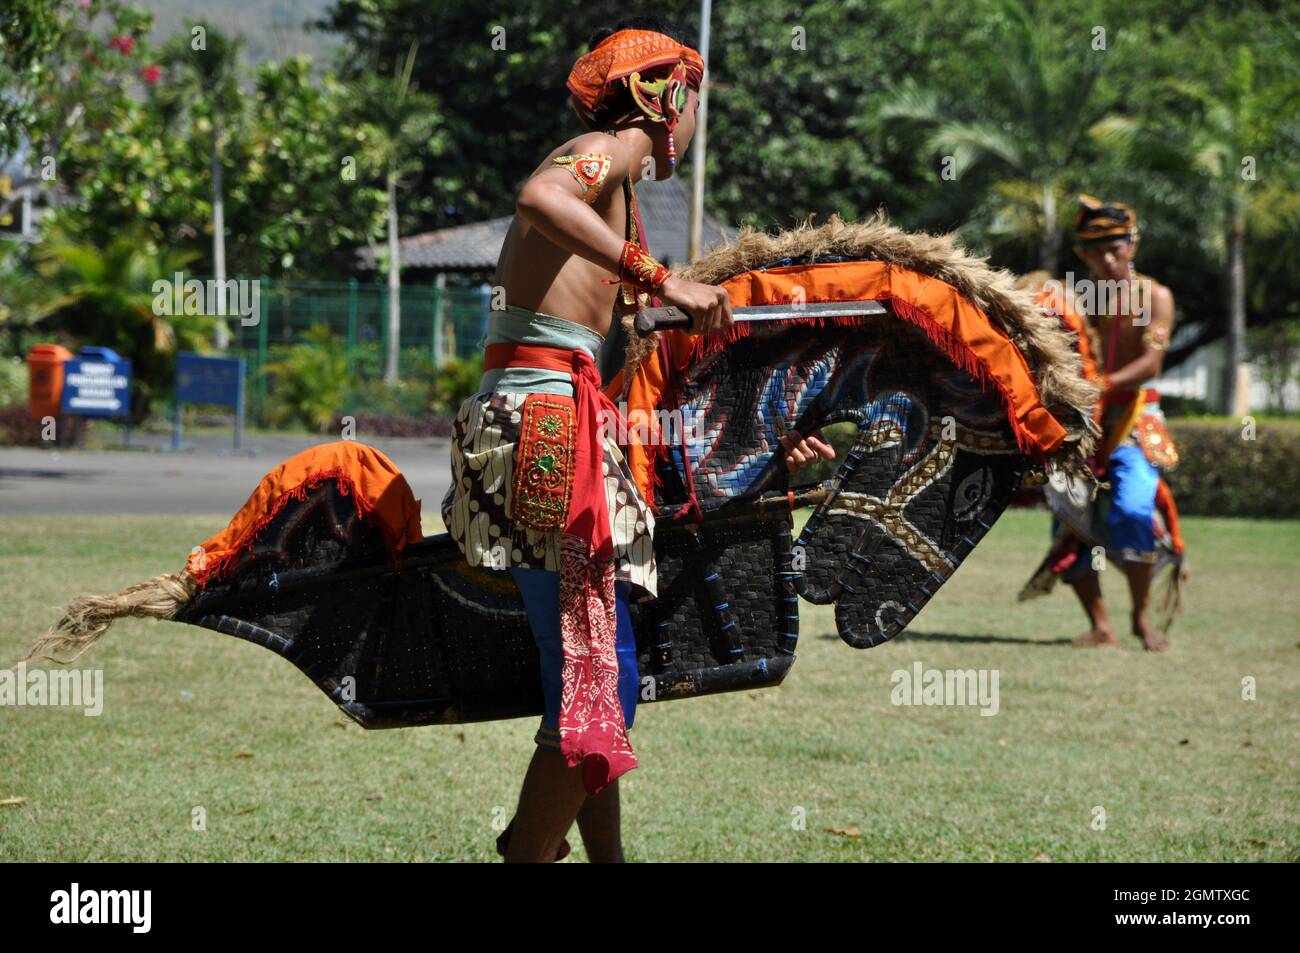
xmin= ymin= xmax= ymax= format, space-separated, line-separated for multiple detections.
xmin=1103 ymin=443 xmax=1159 ymax=562
xmin=509 ymin=567 xmax=640 ymax=750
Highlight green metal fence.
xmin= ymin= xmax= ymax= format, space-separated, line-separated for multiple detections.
xmin=219 ymin=278 xmax=490 ymax=420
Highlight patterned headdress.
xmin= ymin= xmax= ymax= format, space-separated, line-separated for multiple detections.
xmin=567 ymin=28 xmax=705 ymax=168
xmin=1074 ymin=194 xmax=1139 ymax=251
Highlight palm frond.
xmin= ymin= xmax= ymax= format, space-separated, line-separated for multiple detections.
xmin=877 ymin=79 xmax=942 ymax=124
xmin=927 ymin=121 xmax=1027 ymax=176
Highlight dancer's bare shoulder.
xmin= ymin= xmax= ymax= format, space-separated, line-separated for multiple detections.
xmin=524 ymin=131 xmax=637 ymax=208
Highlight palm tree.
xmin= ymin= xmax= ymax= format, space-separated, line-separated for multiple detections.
xmin=346 ymin=43 xmax=440 ymax=386
xmin=879 ymin=0 xmax=1107 ymax=271
xmin=261 ymin=324 xmax=355 ymax=433
xmin=35 ymin=232 xmax=207 ymax=421
xmin=0 ymin=238 xmax=43 ymax=357
xmin=157 ymin=23 xmax=245 ymax=350
xmin=1091 ymin=47 xmax=1267 ymax=413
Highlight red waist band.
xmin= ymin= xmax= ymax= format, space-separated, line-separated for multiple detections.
xmin=484 ymin=342 xmax=597 ymax=380
xmin=1104 ymin=386 xmax=1160 ymax=407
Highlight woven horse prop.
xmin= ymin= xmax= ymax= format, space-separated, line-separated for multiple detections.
xmin=26 ymin=216 xmax=1097 ymax=728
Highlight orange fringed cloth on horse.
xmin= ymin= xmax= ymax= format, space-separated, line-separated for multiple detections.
xmin=187 ymin=442 xmax=425 ymax=586
xmin=25 ymin=442 xmax=426 ymax=664
xmin=606 ymin=258 xmax=1078 ymax=521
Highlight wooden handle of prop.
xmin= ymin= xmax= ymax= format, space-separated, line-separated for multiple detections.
xmin=634 ymin=306 xmax=692 ymax=337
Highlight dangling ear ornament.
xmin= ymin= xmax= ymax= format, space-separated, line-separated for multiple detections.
xmin=628 ymin=60 xmax=692 ymax=170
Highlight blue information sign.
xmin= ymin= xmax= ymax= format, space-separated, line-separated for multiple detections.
xmin=173 ymin=352 xmax=246 ymax=452
xmin=60 ymin=347 xmax=132 ymax=418
xmin=176 ymin=353 xmax=244 ymax=407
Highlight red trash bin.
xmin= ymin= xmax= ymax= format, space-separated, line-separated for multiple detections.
xmin=27 ymin=343 xmax=74 ymax=420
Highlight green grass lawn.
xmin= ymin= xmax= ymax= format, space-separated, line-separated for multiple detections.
xmin=1 ymin=509 xmax=1296 ymax=861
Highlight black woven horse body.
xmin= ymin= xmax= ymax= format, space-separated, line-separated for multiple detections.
xmin=40 ymin=222 xmax=1094 ymax=731
xmin=174 ymin=305 xmax=1031 ymax=728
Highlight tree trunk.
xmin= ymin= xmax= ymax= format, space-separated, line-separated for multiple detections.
xmin=433 ymin=270 xmax=447 ymax=370
xmin=1221 ymin=211 xmax=1247 ymax=414
xmin=211 ymin=120 xmax=229 ymax=351
xmin=384 ymin=171 xmax=401 ymax=386
xmin=1039 ymin=183 xmax=1059 ymax=273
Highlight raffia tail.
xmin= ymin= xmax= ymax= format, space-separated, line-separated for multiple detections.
xmin=20 ymin=570 xmax=198 ymax=665
xmin=1157 ymin=556 xmax=1188 ymax=635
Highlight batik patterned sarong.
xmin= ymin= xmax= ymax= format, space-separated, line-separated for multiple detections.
xmin=441 ymin=389 xmax=656 ymax=593
xmin=440 ymin=306 xmax=656 ymax=794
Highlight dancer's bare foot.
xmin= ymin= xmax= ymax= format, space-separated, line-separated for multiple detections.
xmin=1072 ymin=626 xmax=1119 ymax=647
xmin=1132 ymin=616 xmax=1169 ymax=653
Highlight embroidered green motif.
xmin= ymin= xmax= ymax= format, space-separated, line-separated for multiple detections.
xmin=509 ymin=395 xmax=576 ymax=532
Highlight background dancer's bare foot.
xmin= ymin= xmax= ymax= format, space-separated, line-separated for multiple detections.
xmin=1073 ymin=626 xmax=1119 ymax=647
xmin=1132 ymin=617 xmax=1169 ymax=652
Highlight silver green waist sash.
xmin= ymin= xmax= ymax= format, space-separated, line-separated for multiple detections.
xmin=478 ymin=305 xmax=606 ymax=396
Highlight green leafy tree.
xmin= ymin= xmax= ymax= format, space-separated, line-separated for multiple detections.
xmin=344 ymin=43 xmax=442 ymax=385
xmin=157 ymin=22 xmax=246 ymax=349
xmin=223 ymin=56 xmax=388 ymax=278
xmin=48 ymin=92 xmax=207 ymax=254
xmin=47 ymin=46 xmax=385 ymax=282
xmin=319 ymin=0 xmax=635 ymax=230
xmin=0 ymin=239 xmax=41 ymax=355
xmin=35 ymin=232 xmax=210 ymax=421
xmin=5 ymin=1 xmax=159 ymax=221
xmin=699 ymin=0 xmax=934 ymax=231
xmin=879 ymin=0 xmax=1109 ymax=272
xmin=1091 ymin=45 xmax=1297 ymax=411
xmin=0 ymin=0 xmax=74 ymax=157
xmin=16 ymin=2 xmax=217 ymax=269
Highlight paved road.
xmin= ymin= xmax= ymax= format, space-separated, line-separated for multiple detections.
xmin=0 ymin=432 xmax=452 ymax=516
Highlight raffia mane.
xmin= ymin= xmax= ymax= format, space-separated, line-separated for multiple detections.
xmin=621 ymin=212 xmax=1099 ymax=470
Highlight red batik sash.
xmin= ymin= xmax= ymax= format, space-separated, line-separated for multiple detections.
xmin=484 ymin=342 xmax=637 ymax=795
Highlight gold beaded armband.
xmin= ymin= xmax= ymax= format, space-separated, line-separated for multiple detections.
xmin=1141 ymin=325 xmax=1170 ymax=351
xmin=552 ymin=153 xmax=613 ymax=206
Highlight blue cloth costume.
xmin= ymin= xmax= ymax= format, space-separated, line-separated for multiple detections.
xmin=1102 ymin=440 xmax=1160 ymax=562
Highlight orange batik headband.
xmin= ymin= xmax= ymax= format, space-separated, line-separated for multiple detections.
xmin=567 ymin=28 xmax=705 ymax=168
xmin=1075 ymin=193 xmax=1140 ymax=254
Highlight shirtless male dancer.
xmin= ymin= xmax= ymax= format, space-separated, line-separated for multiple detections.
xmin=1068 ymin=195 xmax=1177 ymax=652
xmin=442 ymin=15 xmax=834 ymax=862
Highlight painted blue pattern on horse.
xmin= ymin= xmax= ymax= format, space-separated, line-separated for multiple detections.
xmin=684 ymin=352 xmax=838 ymax=497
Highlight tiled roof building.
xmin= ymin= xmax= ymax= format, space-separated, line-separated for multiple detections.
xmin=355 ymin=173 xmax=734 ymax=275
